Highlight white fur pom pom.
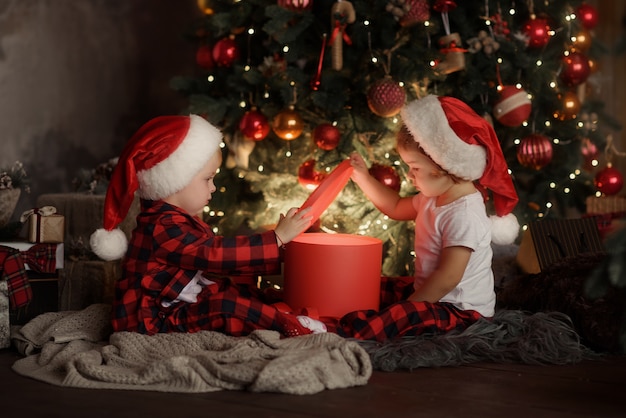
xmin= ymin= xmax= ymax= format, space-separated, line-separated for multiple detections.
xmin=490 ymin=213 xmax=520 ymax=246
xmin=90 ymin=228 xmax=128 ymax=261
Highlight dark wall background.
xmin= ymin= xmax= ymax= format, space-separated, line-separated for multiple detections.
xmin=0 ymin=0 xmax=200 ymax=219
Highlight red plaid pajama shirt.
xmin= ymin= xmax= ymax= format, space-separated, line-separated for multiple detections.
xmin=113 ymin=200 xmax=290 ymax=335
xmin=114 ymin=200 xmax=482 ymax=340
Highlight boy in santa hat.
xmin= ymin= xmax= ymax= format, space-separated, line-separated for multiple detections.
xmin=90 ymin=114 xmax=326 ymax=337
xmin=339 ymin=94 xmax=519 ymax=341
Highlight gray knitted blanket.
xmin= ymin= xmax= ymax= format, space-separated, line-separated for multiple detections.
xmin=10 ymin=304 xmax=371 ymax=395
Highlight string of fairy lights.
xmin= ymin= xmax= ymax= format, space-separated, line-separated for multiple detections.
xmin=194 ymin=0 xmax=621 ymax=243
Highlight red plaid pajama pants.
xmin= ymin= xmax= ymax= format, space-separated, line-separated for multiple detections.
xmin=324 ymin=276 xmax=484 ymax=341
xmin=163 ymin=276 xmax=483 ymax=342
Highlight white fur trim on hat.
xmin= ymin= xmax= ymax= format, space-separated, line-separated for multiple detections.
xmin=90 ymin=228 xmax=128 ymax=261
xmin=137 ymin=114 xmax=222 ymax=200
xmin=400 ymin=95 xmax=486 ymax=181
xmin=490 ymin=213 xmax=520 ymax=245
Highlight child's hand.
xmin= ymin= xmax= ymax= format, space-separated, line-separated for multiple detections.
xmin=274 ymin=207 xmax=313 ymax=245
xmin=349 ymin=152 xmax=371 ymax=185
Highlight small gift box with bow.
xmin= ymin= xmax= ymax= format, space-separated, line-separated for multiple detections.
xmin=20 ymin=206 xmax=65 ymax=243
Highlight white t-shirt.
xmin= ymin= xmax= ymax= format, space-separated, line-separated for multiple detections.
xmin=412 ymin=191 xmax=495 ymax=316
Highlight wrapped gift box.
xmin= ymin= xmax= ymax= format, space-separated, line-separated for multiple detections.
xmin=283 ymin=233 xmax=382 ymax=318
xmin=585 ymin=195 xmax=626 ymax=238
xmin=280 ymin=161 xmax=385 ymax=318
xmin=27 ymin=213 xmax=65 ymax=243
xmin=586 ymin=195 xmax=626 ymax=214
xmin=36 ymin=193 xmax=139 ymax=248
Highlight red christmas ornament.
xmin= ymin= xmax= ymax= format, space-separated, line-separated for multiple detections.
xmin=239 ymin=108 xmax=270 ymax=141
xmin=298 ymin=159 xmax=326 ymax=189
xmin=517 ymin=134 xmax=553 ymax=170
xmin=195 ymin=45 xmax=214 ymax=69
xmin=367 ymin=76 xmax=406 ymax=118
xmin=399 ymin=0 xmax=430 ymax=27
xmin=594 ymin=164 xmax=624 ymax=196
xmin=493 ymin=86 xmax=531 ymax=127
xmin=432 ymin=0 xmax=457 ymax=13
xmin=554 ymin=91 xmax=581 ymax=121
xmin=577 ymin=3 xmax=599 ymax=30
xmin=313 ymin=123 xmax=341 ymax=151
xmin=369 ymin=163 xmax=401 ymax=192
xmin=212 ymin=36 xmax=240 ymax=67
xmin=561 ymin=52 xmax=591 ymax=87
xmin=522 ymin=17 xmax=551 ymax=49
xmin=277 ymin=0 xmax=313 ymax=12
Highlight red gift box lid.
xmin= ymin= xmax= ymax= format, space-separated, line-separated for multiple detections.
xmin=299 ymin=159 xmax=353 ymax=224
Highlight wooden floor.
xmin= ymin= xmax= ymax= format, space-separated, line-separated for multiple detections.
xmin=0 ymin=348 xmax=625 ymax=418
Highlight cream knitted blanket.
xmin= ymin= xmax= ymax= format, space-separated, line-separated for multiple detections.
xmin=10 ymin=304 xmax=372 ymax=395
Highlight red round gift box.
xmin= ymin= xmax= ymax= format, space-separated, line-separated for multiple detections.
xmin=283 ymin=233 xmax=382 ymax=318
xmin=282 ymin=159 xmax=383 ymax=318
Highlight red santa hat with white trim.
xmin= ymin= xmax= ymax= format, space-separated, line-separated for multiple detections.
xmin=400 ymin=95 xmax=520 ymax=245
xmin=90 ymin=114 xmax=223 ymax=261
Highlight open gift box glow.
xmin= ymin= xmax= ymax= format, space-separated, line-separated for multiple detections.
xmin=281 ymin=160 xmax=383 ymax=318
xmin=283 ymin=233 xmax=382 ymax=318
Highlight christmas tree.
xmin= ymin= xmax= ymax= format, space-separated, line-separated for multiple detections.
xmin=171 ymin=0 xmax=622 ymax=277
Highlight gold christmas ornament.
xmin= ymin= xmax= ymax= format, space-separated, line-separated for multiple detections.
xmin=197 ymin=0 xmax=214 ymax=15
xmin=554 ymin=91 xmax=581 ymax=121
xmin=572 ymin=28 xmax=592 ymax=52
xmin=272 ymin=106 xmax=304 ymax=140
